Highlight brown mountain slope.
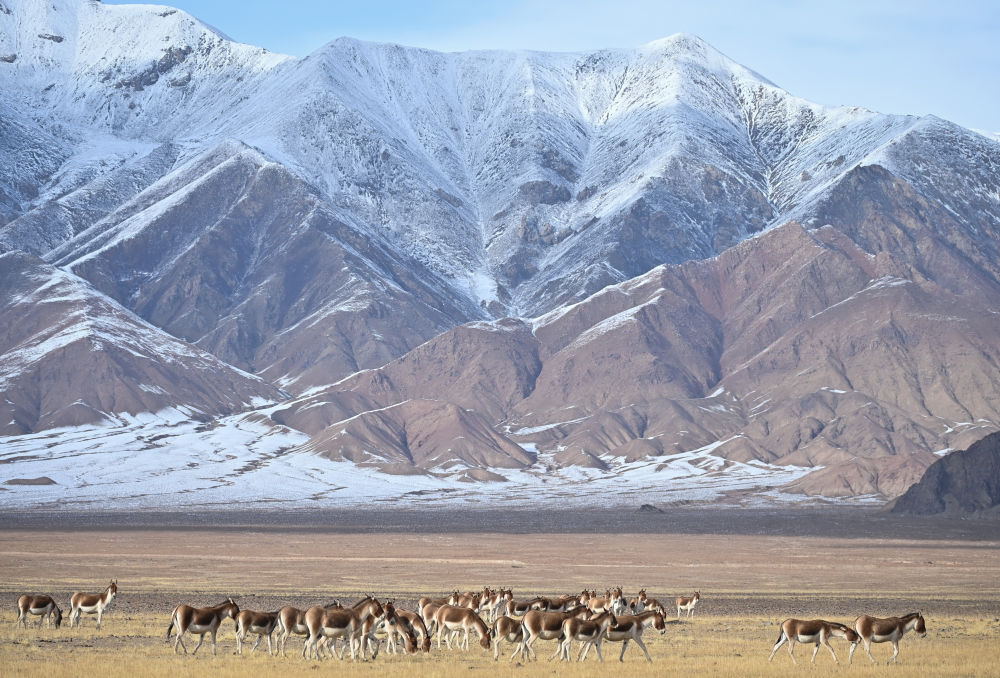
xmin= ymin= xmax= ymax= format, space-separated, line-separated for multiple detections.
xmin=0 ymin=251 xmax=281 ymax=435
xmin=49 ymin=142 xmax=478 ymax=394
xmin=271 ymin=216 xmax=1000 ymax=497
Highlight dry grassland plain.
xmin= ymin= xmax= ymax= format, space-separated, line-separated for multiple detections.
xmin=1 ymin=509 xmax=998 ymax=677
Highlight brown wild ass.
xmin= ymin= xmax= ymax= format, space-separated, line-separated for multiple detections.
xmin=362 ymin=601 xmax=417 ymax=658
xmin=558 ymin=610 xmax=618 ymax=662
xmin=603 ymin=610 xmax=667 ymax=662
xmin=609 ymin=586 xmax=627 ymax=614
xmin=768 ymin=618 xmax=861 ymax=664
xmin=276 ymin=600 xmax=340 ymax=657
xmin=628 ymin=589 xmax=649 ymax=613
xmin=16 ymin=595 xmax=62 ymax=629
xmin=521 ymin=606 xmax=590 ymax=660
xmin=432 ymin=604 xmax=491 ymax=651
xmin=491 ymin=615 xmax=527 ymax=662
xmin=70 ymin=580 xmax=117 ymax=629
xmin=505 ymin=596 xmax=551 ymax=617
xmin=482 ymin=588 xmax=513 ymax=622
xmin=676 ymin=591 xmax=700 ymax=618
xmin=850 ymin=613 xmax=926 ymax=664
xmin=166 ymin=598 xmax=239 ymax=655
xmin=235 ymin=609 xmax=280 ymax=655
xmin=396 ymin=609 xmax=432 ymax=652
xmin=303 ymin=596 xmax=384 ymax=661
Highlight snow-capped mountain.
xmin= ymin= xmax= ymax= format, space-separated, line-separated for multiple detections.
xmin=1 ymin=0 xmax=999 ymax=507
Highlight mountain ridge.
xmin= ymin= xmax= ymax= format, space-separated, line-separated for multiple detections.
xmin=1 ymin=0 xmax=999 ymax=506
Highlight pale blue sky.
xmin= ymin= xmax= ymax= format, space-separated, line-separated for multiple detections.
xmin=105 ymin=0 xmax=999 ymax=132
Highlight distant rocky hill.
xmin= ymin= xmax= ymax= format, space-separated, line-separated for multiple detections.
xmin=889 ymin=433 xmax=1000 ymax=516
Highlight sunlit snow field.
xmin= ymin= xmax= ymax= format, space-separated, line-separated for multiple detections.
xmin=0 ymin=410 xmax=824 ymax=510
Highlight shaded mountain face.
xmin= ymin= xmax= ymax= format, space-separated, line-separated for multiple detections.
xmin=44 ymin=141 xmax=479 ymax=392
xmin=1 ymin=0 xmax=999 ymax=501
xmin=0 ymin=251 xmax=281 ymax=435
xmin=889 ymin=432 xmax=1000 ymax=515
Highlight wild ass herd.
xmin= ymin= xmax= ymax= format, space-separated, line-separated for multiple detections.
xmin=14 ymin=582 xmax=927 ymax=664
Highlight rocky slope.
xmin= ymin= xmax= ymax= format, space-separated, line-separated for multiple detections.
xmin=889 ymin=432 xmax=1000 ymax=515
xmin=1 ymin=0 xmax=998 ymax=502
xmin=0 ymin=250 xmax=280 ymax=435
xmin=274 ymin=221 xmax=1000 ymax=495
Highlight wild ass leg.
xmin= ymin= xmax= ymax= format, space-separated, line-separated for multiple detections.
xmin=769 ymin=631 xmax=787 ymax=662
xmin=862 ymin=638 xmax=878 ymax=664
xmin=174 ymin=630 xmax=188 ymax=654
xmin=822 ymin=636 xmax=839 ymax=664
xmin=635 ymin=636 xmax=653 ymax=662
xmin=889 ymin=640 xmax=900 ymax=664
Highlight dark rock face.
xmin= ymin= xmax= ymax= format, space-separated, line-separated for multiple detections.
xmin=517 ymin=181 xmax=571 ymax=206
xmin=889 ymin=432 xmax=1000 ymax=516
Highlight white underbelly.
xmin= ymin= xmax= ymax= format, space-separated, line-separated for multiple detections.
xmin=796 ymin=633 xmax=822 ymax=643
xmin=871 ymin=632 xmax=897 ymax=643
xmin=603 ymin=631 xmax=632 ymax=642
xmin=187 ymin=623 xmax=216 ymax=634
xmin=29 ymin=607 xmax=50 ymax=615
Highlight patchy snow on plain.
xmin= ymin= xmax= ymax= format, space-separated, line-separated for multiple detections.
xmin=0 ymin=413 xmax=815 ymax=510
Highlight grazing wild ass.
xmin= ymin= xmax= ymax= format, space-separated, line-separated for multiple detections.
xmin=16 ymin=595 xmax=62 ymax=629
xmin=432 ymin=604 xmax=491 ymax=651
xmin=396 ymin=609 xmax=432 ymax=652
xmin=768 ymin=618 xmax=860 ymax=664
xmin=362 ymin=601 xmax=417 ymax=658
xmin=70 ymin=580 xmax=117 ymax=629
xmin=166 ymin=598 xmax=239 ymax=655
xmin=850 ymin=612 xmax=926 ymax=664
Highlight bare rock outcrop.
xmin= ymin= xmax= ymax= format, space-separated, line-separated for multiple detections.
xmin=888 ymin=432 xmax=1000 ymax=515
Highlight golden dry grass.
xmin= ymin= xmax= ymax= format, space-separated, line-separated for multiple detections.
xmin=1 ymin=611 xmax=997 ymax=677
